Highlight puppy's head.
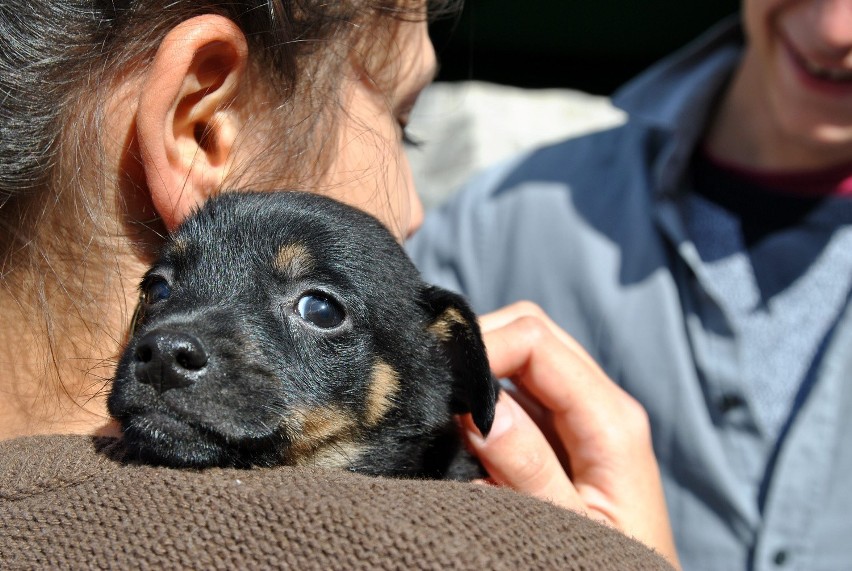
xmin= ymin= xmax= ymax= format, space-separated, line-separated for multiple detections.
xmin=108 ymin=191 xmax=496 ymax=473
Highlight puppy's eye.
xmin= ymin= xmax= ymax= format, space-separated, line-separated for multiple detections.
xmin=142 ymin=277 xmax=172 ymax=305
xmin=296 ymin=293 xmax=345 ymax=328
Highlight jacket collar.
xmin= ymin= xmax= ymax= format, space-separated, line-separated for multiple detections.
xmin=613 ymin=16 xmax=743 ymax=137
xmin=612 ymin=16 xmax=744 ymax=199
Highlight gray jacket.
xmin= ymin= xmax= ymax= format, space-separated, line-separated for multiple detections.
xmin=409 ymin=19 xmax=852 ymax=571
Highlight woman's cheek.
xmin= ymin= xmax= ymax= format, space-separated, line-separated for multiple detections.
xmin=402 ymin=157 xmax=424 ymax=237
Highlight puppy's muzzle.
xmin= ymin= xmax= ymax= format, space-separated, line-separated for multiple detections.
xmin=133 ymin=329 xmax=209 ymax=392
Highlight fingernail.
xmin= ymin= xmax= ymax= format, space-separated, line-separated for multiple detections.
xmin=468 ymin=397 xmax=513 ymax=445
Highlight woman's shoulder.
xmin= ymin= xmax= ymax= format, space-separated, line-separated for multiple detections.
xmin=1 ymin=434 xmax=672 ymax=570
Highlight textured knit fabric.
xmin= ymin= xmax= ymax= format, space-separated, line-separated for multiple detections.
xmin=408 ymin=17 xmax=852 ymax=571
xmin=0 ymin=435 xmax=672 ymax=570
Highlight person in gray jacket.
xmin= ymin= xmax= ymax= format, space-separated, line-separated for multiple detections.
xmin=409 ymin=2 xmax=852 ymax=570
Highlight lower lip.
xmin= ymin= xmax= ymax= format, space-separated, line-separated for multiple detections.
xmin=139 ymin=410 xmax=200 ymax=439
xmin=782 ymin=38 xmax=852 ymax=97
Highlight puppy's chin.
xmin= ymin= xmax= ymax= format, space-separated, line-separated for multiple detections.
xmin=121 ymin=411 xmax=278 ymax=468
xmin=120 ymin=411 xmax=228 ymax=468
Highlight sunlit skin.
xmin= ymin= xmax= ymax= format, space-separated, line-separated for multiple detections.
xmin=323 ymin=18 xmax=437 ymax=240
xmin=708 ymin=0 xmax=852 ymax=169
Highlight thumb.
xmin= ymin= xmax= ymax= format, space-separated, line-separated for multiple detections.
xmin=464 ymin=393 xmax=586 ymax=513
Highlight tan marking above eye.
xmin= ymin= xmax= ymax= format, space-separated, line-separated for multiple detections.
xmin=171 ymin=237 xmax=189 ymax=256
xmin=274 ymin=243 xmax=314 ymax=277
xmin=365 ymin=359 xmax=401 ymax=426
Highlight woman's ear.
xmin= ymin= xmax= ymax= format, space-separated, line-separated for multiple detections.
xmin=136 ymin=15 xmax=248 ymax=231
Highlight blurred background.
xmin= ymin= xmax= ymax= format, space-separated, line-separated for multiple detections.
xmin=430 ymin=0 xmax=739 ymax=93
xmin=409 ymin=1 xmax=740 ymax=207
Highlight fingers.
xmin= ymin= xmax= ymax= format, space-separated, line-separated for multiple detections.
xmin=476 ymin=304 xmax=681 ymax=569
xmin=482 ymin=309 xmax=612 ymax=422
xmin=479 ymin=301 xmax=601 ymax=372
xmin=463 ymin=392 xmax=592 ymax=516
xmin=481 ymin=308 xmax=652 ymax=478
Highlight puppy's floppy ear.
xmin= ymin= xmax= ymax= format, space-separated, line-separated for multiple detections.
xmin=420 ymin=285 xmax=498 ymax=436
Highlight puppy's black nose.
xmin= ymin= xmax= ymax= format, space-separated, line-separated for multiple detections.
xmin=133 ymin=330 xmax=208 ymax=392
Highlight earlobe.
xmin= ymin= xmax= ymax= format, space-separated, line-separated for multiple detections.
xmin=136 ymin=15 xmax=248 ymax=231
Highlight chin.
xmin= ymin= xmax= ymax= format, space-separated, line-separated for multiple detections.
xmin=120 ymin=411 xmax=275 ymax=468
xmin=121 ymin=414 xmax=228 ymax=467
xmin=808 ymin=123 xmax=852 ymax=148
xmin=778 ymin=118 xmax=852 ymax=168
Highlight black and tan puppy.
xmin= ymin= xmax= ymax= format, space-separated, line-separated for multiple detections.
xmin=108 ymin=191 xmax=497 ymax=480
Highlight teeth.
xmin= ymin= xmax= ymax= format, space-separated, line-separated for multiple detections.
xmin=802 ymin=57 xmax=852 ymax=81
xmin=827 ymin=68 xmax=852 ymax=81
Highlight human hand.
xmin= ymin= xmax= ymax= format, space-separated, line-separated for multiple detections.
xmin=464 ymin=302 xmax=680 ymax=569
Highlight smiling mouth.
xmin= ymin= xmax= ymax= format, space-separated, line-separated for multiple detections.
xmin=797 ymin=54 xmax=852 ymax=82
xmin=783 ymin=35 xmax=852 ymax=84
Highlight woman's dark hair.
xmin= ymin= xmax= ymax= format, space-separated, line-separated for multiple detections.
xmin=0 ymin=0 xmax=458 ymax=267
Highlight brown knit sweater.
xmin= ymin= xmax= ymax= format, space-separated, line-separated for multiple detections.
xmin=0 ymin=435 xmax=672 ymax=570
